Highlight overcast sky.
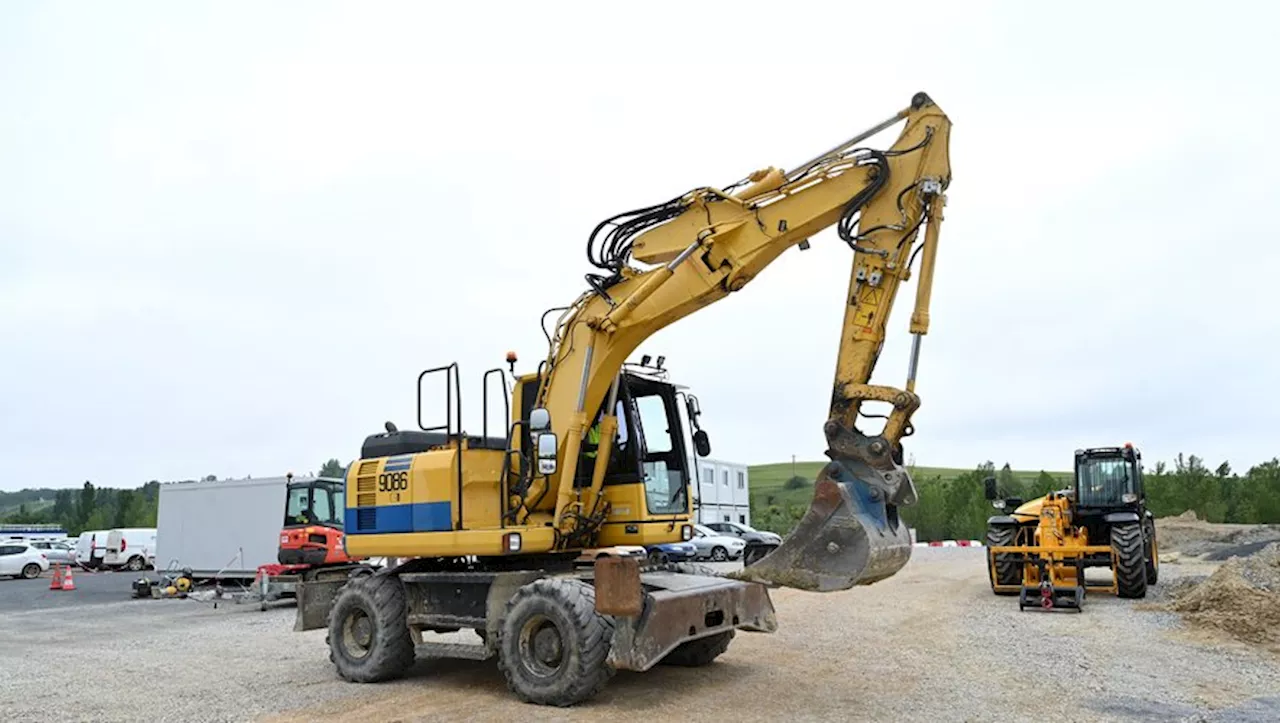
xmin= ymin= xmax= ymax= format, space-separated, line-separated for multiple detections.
xmin=2 ymin=2 xmax=1277 ymax=490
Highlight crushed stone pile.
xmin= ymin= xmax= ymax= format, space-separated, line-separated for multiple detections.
xmin=1155 ymin=511 xmax=1280 ymax=559
xmin=1167 ymin=542 xmax=1280 ymax=648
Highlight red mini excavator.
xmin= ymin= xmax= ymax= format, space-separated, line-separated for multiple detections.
xmin=278 ymin=472 xmax=358 ymax=567
xmin=251 ymin=473 xmax=374 ymax=626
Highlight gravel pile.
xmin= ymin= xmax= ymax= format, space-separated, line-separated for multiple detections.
xmin=1167 ymin=542 xmax=1280 ymax=648
xmin=1157 ymin=511 xmax=1280 ymax=560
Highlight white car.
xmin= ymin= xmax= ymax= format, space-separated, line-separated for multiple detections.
xmin=690 ymin=524 xmax=747 ymax=562
xmin=0 ymin=541 xmax=50 ymax=580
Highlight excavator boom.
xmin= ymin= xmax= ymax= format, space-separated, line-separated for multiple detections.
xmin=523 ymin=92 xmax=952 ymax=591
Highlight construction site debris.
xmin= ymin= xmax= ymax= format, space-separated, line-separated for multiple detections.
xmin=1165 ymin=542 xmax=1280 ymax=649
xmin=1155 ymin=514 xmax=1280 ymax=561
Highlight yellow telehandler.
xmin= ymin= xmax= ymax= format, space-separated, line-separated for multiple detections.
xmin=305 ymin=92 xmax=954 ymax=706
xmin=983 ymin=444 xmax=1160 ymax=611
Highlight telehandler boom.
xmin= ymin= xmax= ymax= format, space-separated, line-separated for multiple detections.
xmin=313 ymin=92 xmax=953 ymax=706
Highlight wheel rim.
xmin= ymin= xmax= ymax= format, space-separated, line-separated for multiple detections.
xmin=518 ymin=614 xmax=565 ymax=679
xmin=23 ymin=564 xmax=39 ymax=578
xmin=341 ymin=608 xmax=375 ymax=659
xmin=712 ymin=547 xmax=726 ymax=561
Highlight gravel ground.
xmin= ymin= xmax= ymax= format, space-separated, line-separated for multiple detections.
xmin=2 ymin=550 xmax=1277 ymax=723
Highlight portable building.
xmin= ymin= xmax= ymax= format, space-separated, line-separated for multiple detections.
xmin=154 ymin=475 xmax=298 ymax=579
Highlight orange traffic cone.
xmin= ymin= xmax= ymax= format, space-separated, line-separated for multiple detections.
xmin=49 ymin=564 xmax=64 ymax=590
xmin=61 ymin=567 xmax=76 ymax=591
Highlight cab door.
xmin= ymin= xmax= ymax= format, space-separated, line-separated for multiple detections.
xmin=626 ymin=379 xmax=691 ymax=517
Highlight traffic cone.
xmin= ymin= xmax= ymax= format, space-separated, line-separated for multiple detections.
xmin=61 ymin=567 xmax=76 ymax=591
xmin=49 ymin=564 xmax=64 ymax=590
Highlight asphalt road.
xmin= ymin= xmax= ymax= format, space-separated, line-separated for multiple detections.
xmin=0 ymin=568 xmax=141 ymax=611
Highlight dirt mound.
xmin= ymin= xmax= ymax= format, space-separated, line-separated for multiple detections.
xmin=1155 ymin=514 xmax=1280 ymax=559
xmin=1167 ymin=542 xmax=1280 ymax=648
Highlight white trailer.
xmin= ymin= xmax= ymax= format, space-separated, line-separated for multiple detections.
xmin=154 ymin=475 xmax=296 ymax=580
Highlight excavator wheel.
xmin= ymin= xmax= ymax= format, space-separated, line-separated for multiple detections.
xmin=496 ymin=577 xmax=615 ymax=707
xmin=1111 ymin=523 xmax=1148 ymax=599
xmin=325 ymin=574 xmax=416 ymax=683
xmin=659 ymin=630 xmax=734 ymax=667
xmin=984 ymin=525 xmax=1021 ymax=595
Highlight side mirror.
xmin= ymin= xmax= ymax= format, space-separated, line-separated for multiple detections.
xmin=693 ymin=429 xmax=711 ymax=457
xmin=536 ymin=432 xmax=558 ymax=475
xmin=529 ymin=407 xmax=551 ymax=432
xmin=983 ymin=476 xmax=998 ymax=501
xmin=686 ymin=394 xmax=701 ymax=420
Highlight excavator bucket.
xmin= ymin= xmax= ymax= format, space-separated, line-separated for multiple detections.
xmin=729 ymin=458 xmax=913 ymax=592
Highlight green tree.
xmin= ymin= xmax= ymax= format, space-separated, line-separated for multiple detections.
xmin=997 ymin=462 xmax=1019 ymax=497
xmin=76 ymin=481 xmax=96 ymax=527
xmin=83 ymin=506 xmax=113 ymax=532
xmin=114 ymin=490 xmax=136 ymax=528
xmin=319 ymin=459 xmax=347 ymax=478
xmin=53 ymin=489 xmax=74 ymax=524
xmin=783 ymin=475 xmax=809 ymax=490
xmin=1030 ymin=470 xmax=1060 ymax=498
xmin=1239 ymin=459 xmax=1280 ymax=524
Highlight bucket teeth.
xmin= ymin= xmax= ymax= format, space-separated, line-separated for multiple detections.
xmin=728 ymin=459 xmax=913 ymax=592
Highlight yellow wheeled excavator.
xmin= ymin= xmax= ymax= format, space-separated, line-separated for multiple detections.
xmin=308 ymin=92 xmax=954 ymax=706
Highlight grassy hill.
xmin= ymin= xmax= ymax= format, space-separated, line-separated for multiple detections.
xmin=749 ymin=461 xmax=1070 ymax=511
xmin=0 ymin=498 xmax=55 ymax=518
xmin=746 ymin=460 xmax=1072 ymax=536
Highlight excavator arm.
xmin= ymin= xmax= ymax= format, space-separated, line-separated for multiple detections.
xmin=518 ymin=92 xmax=952 ymax=591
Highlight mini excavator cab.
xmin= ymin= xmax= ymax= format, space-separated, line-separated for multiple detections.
xmin=278 ymin=474 xmax=356 ymax=567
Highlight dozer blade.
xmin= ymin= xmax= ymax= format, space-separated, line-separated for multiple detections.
xmin=729 ymin=459 xmax=913 ymax=592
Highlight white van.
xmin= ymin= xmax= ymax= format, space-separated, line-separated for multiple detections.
xmin=74 ymin=529 xmax=111 ymax=569
xmin=103 ymin=528 xmax=156 ymax=571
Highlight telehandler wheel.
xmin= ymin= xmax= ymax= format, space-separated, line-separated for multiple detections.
xmin=496 ymin=577 xmax=615 ymax=707
xmin=984 ymin=525 xmax=1020 ymax=595
xmin=659 ymin=630 xmax=734 ymax=667
xmin=325 ymin=574 xmax=416 ymax=683
xmin=1143 ymin=519 xmax=1159 ymax=585
xmin=1111 ymin=522 xmax=1148 ymax=599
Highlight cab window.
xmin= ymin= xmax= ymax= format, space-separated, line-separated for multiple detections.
xmin=285 ymin=487 xmax=312 ymax=526
xmin=312 ymin=488 xmax=333 ymax=523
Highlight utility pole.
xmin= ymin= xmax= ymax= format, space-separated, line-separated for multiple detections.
xmin=791 ymin=454 xmax=796 ymax=479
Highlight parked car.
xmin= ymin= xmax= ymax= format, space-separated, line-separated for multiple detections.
xmin=0 ymin=542 xmax=50 ymax=579
xmin=704 ymin=520 xmax=783 ymax=547
xmin=28 ymin=540 xmax=76 ymax=565
xmin=690 ymin=524 xmax=747 ymax=561
xmin=644 ymin=541 xmax=698 ymax=564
